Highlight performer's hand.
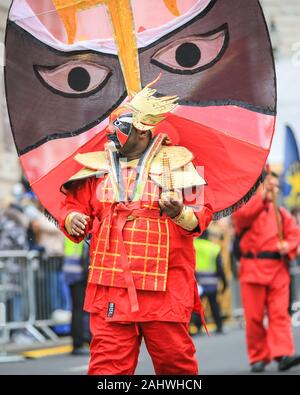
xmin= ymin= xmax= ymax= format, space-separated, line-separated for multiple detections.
xmin=162 ymin=134 xmax=172 ymax=146
xmin=277 ymin=240 xmax=289 ymax=255
xmin=71 ymin=213 xmax=90 ymax=236
xmin=159 ymin=195 xmax=183 ymax=218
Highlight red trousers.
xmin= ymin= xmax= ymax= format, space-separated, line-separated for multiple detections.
xmin=88 ymin=313 xmax=198 ymax=375
xmin=241 ymin=281 xmax=295 ymax=364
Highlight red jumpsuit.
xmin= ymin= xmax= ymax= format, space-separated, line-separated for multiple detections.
xmin=233 ymin=193 xmax=300 ymax=365
xmin=60 ymin=159 xmax=212 ymax=374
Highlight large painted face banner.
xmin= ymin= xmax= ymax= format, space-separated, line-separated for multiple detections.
xmin=5 ymin=0 xmax=276 ymax=220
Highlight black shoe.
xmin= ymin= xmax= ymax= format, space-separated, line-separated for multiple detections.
xmin=71 ymin=346 xmax=90 ymax=356
xmin=214 ymin=328 xmax=224 ymax=335
xmin=251 ymin=361 xmax=267 ymax=373
xmin=278 ymin=355 xmax=300 ymax=372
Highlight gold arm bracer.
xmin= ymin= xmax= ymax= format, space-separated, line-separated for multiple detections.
xmin=65 ymin=212 xmax=82 ymax=235
xmin=171 ymin=205 xmax=199 ymax=231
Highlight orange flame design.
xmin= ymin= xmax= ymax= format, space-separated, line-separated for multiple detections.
xmin=51 ymin=0 xmax=181 ymax=93
xmin=163 ymin=0 xmax=180 ymax=16
xmin=51 ymin=0 xmax=141 ymax=95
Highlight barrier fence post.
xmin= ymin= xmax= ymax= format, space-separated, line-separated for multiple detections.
xmin=0 ymin=302 xmax=25 ymax=363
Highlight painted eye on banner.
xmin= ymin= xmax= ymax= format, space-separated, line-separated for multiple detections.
xmin=34 ymin=60 xmax=112 ymax=98
xmin=151 ymin=24 xmax=229 ymax=75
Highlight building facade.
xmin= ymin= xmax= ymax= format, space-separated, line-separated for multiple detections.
xmin=0 ymin=0 xmax=19 ymax=203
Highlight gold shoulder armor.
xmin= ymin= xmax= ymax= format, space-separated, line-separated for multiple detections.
xmin=62 ymin=151 xmax=109 ymax=189
xmin=149 ymin=146 xmax=194 ymax=175
xmin=64 ymin=168 xmax=100 ymax=187
xmin=74 ymin=151 xmax=109 ymax=171
xmin=150 ymin=146 xmax=206 ymax=189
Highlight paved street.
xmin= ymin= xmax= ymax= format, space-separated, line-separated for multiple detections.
xmin=0 ymin=326 xmax=299 ymax=375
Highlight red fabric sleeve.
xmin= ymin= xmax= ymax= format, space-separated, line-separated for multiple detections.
xmin=192 ymin=204 xmax=213 ymax=236
xmin=281 ymin=208 xmax=300 ymax=260
xmin=59 ymin=178 xmax=95 ymax=243
xmin=233 ymin=192 xmax=267 ymax=233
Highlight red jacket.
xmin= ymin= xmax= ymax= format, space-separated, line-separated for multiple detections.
xmin=233 ymin=193 xmax=300 ymax=284
xmin=60 ymin=165 xmax=213 ymax=323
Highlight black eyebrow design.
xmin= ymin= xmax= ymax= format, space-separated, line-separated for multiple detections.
xmin=150 ymin=23 xmax=229 ymax=75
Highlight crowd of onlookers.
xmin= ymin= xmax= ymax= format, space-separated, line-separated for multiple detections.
xmin=0 ymin=180 xmax=90 ymax=353
xmin=0 ymin=180 xmax=64 ymax=255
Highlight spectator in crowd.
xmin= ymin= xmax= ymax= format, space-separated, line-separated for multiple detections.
xmin=0 ymin=183 xmax=31 ymax=251
xmin=25 ymin=201 xmax=64 ymax=255
xmin=190 ymin=227 xmax=227 ymax=336
xmin=291 ymin=207 xmax=300 ymax=226
xmin=63 ymin=237 xmax=91 ymax=355
xmin=0 ymin=185 xmax=29 ymax=326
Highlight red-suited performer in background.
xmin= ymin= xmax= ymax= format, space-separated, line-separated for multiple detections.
xmin=59 ymin=84 xmax=213 ymax=375
xmin=233 ymin=172 xmax=300 ymax=373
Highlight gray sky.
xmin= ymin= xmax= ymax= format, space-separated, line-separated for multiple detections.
xmin=269 ymin=57 xmax=300 ymax=164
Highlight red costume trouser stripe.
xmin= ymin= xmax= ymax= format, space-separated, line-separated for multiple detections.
xmin=241 ymin=282 xmax=295 ymax=364
xmin=88 ymin=314 xmax=199 ymax=375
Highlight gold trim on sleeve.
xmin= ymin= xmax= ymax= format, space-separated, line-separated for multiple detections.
xmin=171 ymin=205 xmax=199 ymax=231
xmin=65 ymin=212 xmax=82 ymax=235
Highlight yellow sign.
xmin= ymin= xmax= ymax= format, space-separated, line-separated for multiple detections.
xmin=286 ymin=162 xmax=300 ymax=208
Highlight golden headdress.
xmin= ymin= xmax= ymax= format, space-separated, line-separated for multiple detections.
xmin=124 ymin=75 xmax=179 ymax=131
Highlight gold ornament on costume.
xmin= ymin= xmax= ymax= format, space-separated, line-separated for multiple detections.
xmin=125 ymin=75 xmax=179 ymax=132
xmin=161 ymin=152 xmax=173 ymax=197
xmin=160 ymin=152 xmax=181 ymax=201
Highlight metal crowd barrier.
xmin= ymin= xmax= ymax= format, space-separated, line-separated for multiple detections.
xmin=34 ymin=254 xmax=69 ymax=341
xmin=290 ymin=262 xmax=300 ymax=304
xmin=0 ymin=251 xmax=40 ymax=362
xmin=0 ymin=251 xmax=71 ymax=359
xmin=0 ymin=251 xmax=43 ymax=339
xmin=0 ymin=250 xmax=299 ymax=358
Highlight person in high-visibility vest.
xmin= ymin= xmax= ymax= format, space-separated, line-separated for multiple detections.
xmin=63 ymin=237 xmax=90 ymax=355
xmin=191 ymin=230 xmax=227 ymax=335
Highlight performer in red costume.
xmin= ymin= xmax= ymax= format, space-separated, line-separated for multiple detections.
xmin=233 ymin=172 xmax=300 ymax=373
xmin=60 ymin=85 xmax=213 ymax=375
xmin=5 ymin=0 xmax=278 ymax=375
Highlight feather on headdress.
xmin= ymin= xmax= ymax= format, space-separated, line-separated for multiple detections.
xmin=124 ymin=75 xmax=178 ymax=131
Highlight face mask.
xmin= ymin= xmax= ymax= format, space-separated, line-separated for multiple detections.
xmin=106 ymin=111 xmax=133 ymax=150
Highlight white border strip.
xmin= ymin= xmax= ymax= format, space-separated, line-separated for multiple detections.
xmin=9 ymin=0 xmax=213 ymax=54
